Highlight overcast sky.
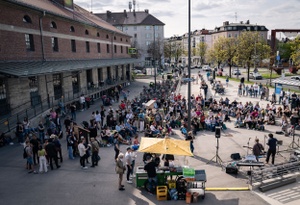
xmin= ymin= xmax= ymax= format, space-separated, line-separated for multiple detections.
xmin=75 ymin=0 xmax=300 ymax=38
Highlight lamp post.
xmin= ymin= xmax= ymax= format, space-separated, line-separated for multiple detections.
xmin=187 ymin=0 xmax=191 ymax=131
xmin=152 ymin=24 xmax=157 ymax=91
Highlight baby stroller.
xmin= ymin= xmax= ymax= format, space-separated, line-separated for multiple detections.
xmin=215 ymin=87 xmax=225 ymax=95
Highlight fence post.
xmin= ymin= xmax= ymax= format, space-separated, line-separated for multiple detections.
xmin=33 ymin=105 xmax=36 ymax=116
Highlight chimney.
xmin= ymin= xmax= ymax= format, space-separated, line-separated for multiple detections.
xmin=240 ymin=21 xmax=243 ymax=24
xmin=133 ymin=9 xmax=136 ymax=17
xmin=246 ymin=20 xmax=250 ymax=24
xmin=145 ymin=9 xmax=149 ymax=14
xmin=107 ymin=10 xmax=111 ymax=18
xmin=223 ymin=21 xmax=229 ymax=26
xmin=124 ymin=9 xmax=127 ymax=17
xmin=52 ymin=0 xmax=74 ymax=9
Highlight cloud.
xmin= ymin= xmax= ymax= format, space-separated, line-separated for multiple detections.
xmin=193 ymin=2 xmax=222 ymax=12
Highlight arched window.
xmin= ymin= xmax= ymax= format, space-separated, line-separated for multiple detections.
xmin=120 ymin=38 xmax=123 ymax=41
xmin=23 ymin=15 xmax=32 ymax=23
xmin=70 ymin=26 xmax=75 ymax=32
xmin=114 ymin=36 xmax=116 ymax=40
xmin=85 ymin=30 xmax=89 ymax=35
xmin=50 ymin=21 xmax=57 ymax=29
xmin=97 ymin=32 xmax=100 ymax=37
xmin=106 ymin=34 xmax=109 ymax=39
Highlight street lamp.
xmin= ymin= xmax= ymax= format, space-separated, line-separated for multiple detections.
xmin=152 ymin=24 xmax=157 ymax=91
xmin=187 ymin=0 xmax=191 ymax=131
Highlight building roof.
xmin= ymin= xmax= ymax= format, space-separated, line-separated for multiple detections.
xmin=0 ymin=58 xmax=141 ymax=77
xmin=95 ymin=10 xmax=165 ymax=26
xmin=272 ymin=78 xmax=300 ymax=87
xmin=214 ymin=21 xmax=269 ymax=33
xmin=8 ymin=0 xmax=126 ymax=35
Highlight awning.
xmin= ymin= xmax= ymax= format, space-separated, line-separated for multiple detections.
xmin=0 ymin=58 xmax=141 ymax=77
xmin=272 ymin=77 xmax=300 ymax=87
xmin=138 ymin=137 xmax=193 ymax=156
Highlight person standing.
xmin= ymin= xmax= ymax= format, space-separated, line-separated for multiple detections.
xmin=30 ymin=134 xmax=40 ymax=165
xmin=66 ymin=133 xmax=75 ymax=160
xmin=252 ymin=138 xmax=264 ymax=162
xmin=78 ymin=138 xmax=88 ymax=169
xmin=45 ymin=138 xmax=61 ymax=170
xmin=38 ymin=145 xmax=47 ymax=173
xmin=90 ymin=137 xmax=100 ymax=167
xmin=144 ymin=155 xmax=158 ymax=194
xmin=125 ymin=147 xmax=133 ymax=184
xmin=266 ymin=133 xmax=278 ymax=165
xmin=37 ymin=121 xmax=45 ymax=143
xmin=70 ymin=103 xmax=76 ymax=121
xmin=115 ymin=153 xmax=126 ymax=191
xmin=25 ymin=141 xmax=37 ymax=174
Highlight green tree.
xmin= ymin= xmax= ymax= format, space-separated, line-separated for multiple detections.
xmin=290 ymin=36 xmax=300 ymax=67
xmin=196 ymin=42 xmax=207 ymax=64
xmin=236 ymin=32 xmax=270 ymax=81
xmin=206 ymin=37 xmax=226 ymax=69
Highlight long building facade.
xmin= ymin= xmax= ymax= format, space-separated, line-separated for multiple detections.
xmin=0 ymin=0 xmax=140 ymax=119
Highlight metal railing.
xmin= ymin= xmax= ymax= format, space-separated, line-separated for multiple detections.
xmin=251 ymin=160 xmax=300 ymax=185
xmin=0 ymin=79 xmax=128 ymax=133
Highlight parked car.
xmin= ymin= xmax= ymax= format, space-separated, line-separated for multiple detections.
xmin=249 ymin=72 xmax=263 ymax=80
xmin=203 ymin=65 xmax=211 ymax=71
xmin=133 ymin=69 xmax=142 ymax=74
xmin=291 ymin=76 xmax=300 ymax=81
xmin=232 ymin=68 xmax=241 ymax=75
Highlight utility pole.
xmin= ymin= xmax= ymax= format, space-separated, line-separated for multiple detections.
xmin=187 ymin=0 xmax=191 ymax=131
xmin=152 ymin=25 xmax=157 ymax=91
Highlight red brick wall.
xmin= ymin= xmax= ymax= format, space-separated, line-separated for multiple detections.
xmin=0 ymin=2 xmax=131 ymax=61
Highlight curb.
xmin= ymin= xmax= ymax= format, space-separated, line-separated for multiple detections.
xmin=205 ymin=187 xmax=250 ymax=191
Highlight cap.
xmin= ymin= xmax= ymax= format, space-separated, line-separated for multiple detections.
xmin=127 ymin=146 xmax=132 ymax=151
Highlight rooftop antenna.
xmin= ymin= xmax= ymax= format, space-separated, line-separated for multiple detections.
xmin=235 ymin=12 xmax=237 ymax=22
xmin=90 ymin=0 xmax=93 ymax=13
xmin=129 ymin=1 xmax=132 ymax=12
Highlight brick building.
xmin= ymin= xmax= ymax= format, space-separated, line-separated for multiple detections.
xmin=0 ymin=0 xmax=140 ymax=118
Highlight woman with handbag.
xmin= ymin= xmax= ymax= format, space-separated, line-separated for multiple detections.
xmin=116 ymin=153 xmax=126 ymax=191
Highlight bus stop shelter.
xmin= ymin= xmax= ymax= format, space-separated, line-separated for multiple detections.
xmin=272 ymin=77 xmax=300 ymax=101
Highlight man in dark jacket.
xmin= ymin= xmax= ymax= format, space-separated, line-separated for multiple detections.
xmin=266 ymin=134 xmax=278 ymax=165
xmin=45 ymin=137 xmax=60 ymax=170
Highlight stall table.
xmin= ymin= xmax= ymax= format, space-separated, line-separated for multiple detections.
xmin=136 ymin=166 xmax=183 ymax=188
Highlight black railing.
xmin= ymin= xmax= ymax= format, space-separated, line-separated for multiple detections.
xmin=0 ymin=79 xmax=128 ymax=133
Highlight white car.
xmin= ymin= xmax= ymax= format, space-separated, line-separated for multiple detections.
xmin=203 ymin=65 xmax=211 ymax=71
xmin=232 ymin=68 xmax=241 ymax=75
xmin=133 ymin=69 xmax=142 ymax=74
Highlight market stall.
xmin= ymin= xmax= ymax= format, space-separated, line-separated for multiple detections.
xmin=137 ymin=137 xmax=206 ymax=202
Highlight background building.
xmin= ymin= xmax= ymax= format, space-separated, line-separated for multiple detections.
xmin=0 ymin=0 xmax=139 ymax=121
xmin=96 ymin=5 xmax=165 ymax=68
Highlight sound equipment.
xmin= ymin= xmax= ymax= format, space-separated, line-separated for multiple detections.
xmin=215 ymin=126 xmax=221 ymax=138
xmin=236 ymin=162 xmax=264 ymax=167
xmin=230 ymin=153 xmax=241 ymax=160
xmin=226 ymin=163 xmax=238 ymax=174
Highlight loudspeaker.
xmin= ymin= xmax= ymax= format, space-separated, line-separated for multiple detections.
xmin=230 ymin=153 xmax=241 ymax=160
xmin=215 ymin=126 xmax=221 ymax=138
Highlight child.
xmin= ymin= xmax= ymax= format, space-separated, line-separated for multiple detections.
xmin=38 ymin=145 xmax=48 ymax=173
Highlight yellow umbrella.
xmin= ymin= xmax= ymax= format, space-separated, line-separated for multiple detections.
xmin=138 ymin=137 xmax=193 ymax=156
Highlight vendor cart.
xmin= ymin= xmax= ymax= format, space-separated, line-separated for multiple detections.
xmin=186 ymin=170 xmax=206 ymax=200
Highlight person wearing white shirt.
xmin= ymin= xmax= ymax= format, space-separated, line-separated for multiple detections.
xmin=125 ymin=147 xmax=133 ymax=183
xmin=78 ymin=138 xmax=89 ymax=169
xmin=94 ymin=111 xmax=101 ymax=129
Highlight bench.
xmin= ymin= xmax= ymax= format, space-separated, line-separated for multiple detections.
xmin=259 ymin=177 xmax=297 ymax=192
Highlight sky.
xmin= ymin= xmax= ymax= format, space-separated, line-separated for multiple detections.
xmin=75 ymin=0 xmax=300 ymax=38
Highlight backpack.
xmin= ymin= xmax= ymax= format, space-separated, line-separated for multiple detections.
xmin=23 ymin=146 xmax=28 ymax=159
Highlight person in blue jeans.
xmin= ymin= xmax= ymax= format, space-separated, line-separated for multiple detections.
xmin=144 ymin=156 xmax=158 ymax=194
